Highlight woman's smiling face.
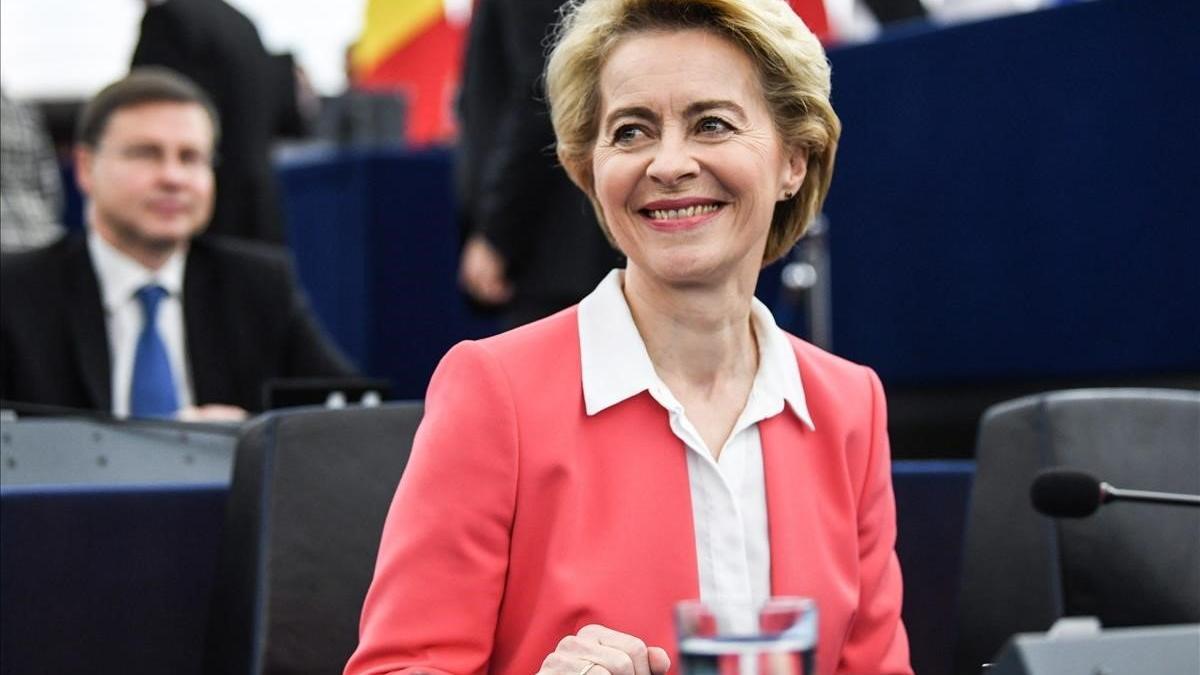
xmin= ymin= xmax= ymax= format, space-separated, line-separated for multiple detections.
xmin=591 ymin=28 xmax=807 ymax=290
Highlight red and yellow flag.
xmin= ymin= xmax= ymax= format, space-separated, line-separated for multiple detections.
xmin=352 ymin=0 xmax=829 ymax=145
xmin=353 ymin=0 xmax=469 ymax=146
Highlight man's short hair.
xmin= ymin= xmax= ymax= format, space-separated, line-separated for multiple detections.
xmin=75 ymin=67 xmax=221 ymax=148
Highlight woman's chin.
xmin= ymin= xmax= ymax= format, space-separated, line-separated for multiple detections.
xmin=632 ymin=254 xmax=736 ymax=289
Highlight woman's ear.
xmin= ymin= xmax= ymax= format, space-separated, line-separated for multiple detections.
xmin=781 ymin=145 xmax=808 ymax=200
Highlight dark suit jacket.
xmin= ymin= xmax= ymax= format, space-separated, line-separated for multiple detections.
xmin=0 ymin=234 xmax=355 ymax=413
xmin=457 ymin=0 xmax=623 ymax=325
xmin=132 ymin=0 xmax=300 ymax=243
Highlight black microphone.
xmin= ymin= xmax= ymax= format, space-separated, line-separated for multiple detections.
xmin=1031 ymin=467 xmax=1200 ymax=518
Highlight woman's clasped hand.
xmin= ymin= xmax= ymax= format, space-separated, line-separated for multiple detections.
xmin=538 ymin=625 xmax=671 ymax=675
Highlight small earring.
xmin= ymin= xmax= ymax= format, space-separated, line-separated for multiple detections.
xmin=783 ymin=190 xmax=794 ymax=200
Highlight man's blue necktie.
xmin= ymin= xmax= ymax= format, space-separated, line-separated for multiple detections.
xmin=130 ymin=284 xmax=179 ymax=418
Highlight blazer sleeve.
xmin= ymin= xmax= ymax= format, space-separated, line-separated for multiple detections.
xmin=345 ymin=340 xmax=519 ymax=675
xmin=838 ymin=367 xmax=913 ymax=674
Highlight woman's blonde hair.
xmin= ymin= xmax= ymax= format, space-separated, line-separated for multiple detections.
xmin=546 ymin=0 xmax=841 ymax=264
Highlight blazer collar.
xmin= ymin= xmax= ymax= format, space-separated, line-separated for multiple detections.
xmin=760 ymin=410 xmax=821 ymax=598
xmin=181 ymin=240 xmax=235 ymax=405
xmin=67 ymin=237 xmax=112 ymax=411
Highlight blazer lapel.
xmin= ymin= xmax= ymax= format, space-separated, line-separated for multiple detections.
xmin=182 ymin=244 xmax=234 ymax=405
xmin=761 ymin=412 xmax=823 ymax=597
xmin=66 ymin=239 xmax=112 ymax=411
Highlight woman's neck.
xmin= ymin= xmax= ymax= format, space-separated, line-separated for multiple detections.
xmin=622 ymin=265 xmax=761 ymax=456
xmin=622 ymin=266 xmax=759 ymax=390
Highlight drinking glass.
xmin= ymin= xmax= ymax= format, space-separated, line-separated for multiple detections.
xmin=674 ymin=597 xmax=818 ymax=675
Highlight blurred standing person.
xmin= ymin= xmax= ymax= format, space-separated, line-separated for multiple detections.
xmin=457 ymin=0 xmax=623 ymax=327
xmin=1 ymin=89 xmax=65 ymax=252
xmin=132 ymin=0 xmax=310 ymax=244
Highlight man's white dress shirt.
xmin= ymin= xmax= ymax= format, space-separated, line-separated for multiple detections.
xmin=578 ymin=270 xmax=815 ymax=624
xmin=88 ymin=231 xmax=193 ymax=417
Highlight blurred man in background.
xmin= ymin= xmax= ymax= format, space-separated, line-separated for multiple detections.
xmin=0 ymin=69 xmax=354 ymax=420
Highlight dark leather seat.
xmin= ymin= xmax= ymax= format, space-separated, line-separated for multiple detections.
xmin=203 ymin=402 xmax=423 ymax=675
xmin=953 ymin=388 xmax=1200 ymax=674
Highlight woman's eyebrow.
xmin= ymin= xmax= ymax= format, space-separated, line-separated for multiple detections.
xmin=603 ymin=100 xmax=748 ymax=129
xmin=684 ymin=99 xmax=747 ymax=121
xmin=603 ymin=106 xmax=659 ymax=129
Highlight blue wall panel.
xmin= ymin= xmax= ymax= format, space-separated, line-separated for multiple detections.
xmin=820 ymin=0 xmax=1200 ymax=383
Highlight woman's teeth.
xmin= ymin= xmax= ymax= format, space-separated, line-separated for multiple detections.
xmin=647 ymin=203 xmax=720 ymax=220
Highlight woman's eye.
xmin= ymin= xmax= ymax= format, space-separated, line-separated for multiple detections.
xmin=697 ymin=117 xmax=734 ymax=135
xmin=612 ymin=124 xmax=645 ymax=144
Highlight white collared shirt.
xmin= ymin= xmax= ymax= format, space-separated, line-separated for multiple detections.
xmin=579 ymin=270 xmax=815 ymax=615
xmin=87 ymin=230 xmax=193 ymax=417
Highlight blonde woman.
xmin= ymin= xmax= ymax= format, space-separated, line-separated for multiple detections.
xmin=347 ymin=1 xmax=911 ymax=673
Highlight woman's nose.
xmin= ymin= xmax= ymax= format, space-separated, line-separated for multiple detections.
xmin=645 ymin=134 xmax=699 ymax=186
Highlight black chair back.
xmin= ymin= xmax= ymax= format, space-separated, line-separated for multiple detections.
xmin=204 ymin=402 xmax=423 ymax=675
xmin=953 ymin=388 xmax=1200 ymax=674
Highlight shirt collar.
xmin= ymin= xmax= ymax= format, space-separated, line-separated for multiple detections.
xmin=578 ymin=269 xmax=815 ymax=430
xmin=87 ymin=229 xmax=187 ymax=311
xmin=751 ymin=292 xmax=816 ymax=430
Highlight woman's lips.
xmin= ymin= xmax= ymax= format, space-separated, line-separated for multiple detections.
xmin=639 ymin=201 xmax=725 ymax=232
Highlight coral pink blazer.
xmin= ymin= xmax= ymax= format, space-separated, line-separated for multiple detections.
xmin=346 ymin=308 xmax=911 ymax=675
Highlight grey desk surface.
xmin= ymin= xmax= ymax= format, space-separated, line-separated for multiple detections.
xmin=0 ymin=417 xmax=236 ymax=486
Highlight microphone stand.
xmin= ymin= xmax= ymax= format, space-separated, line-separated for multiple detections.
xmin=1102 ymin=483 xmax=1200 ymax=507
